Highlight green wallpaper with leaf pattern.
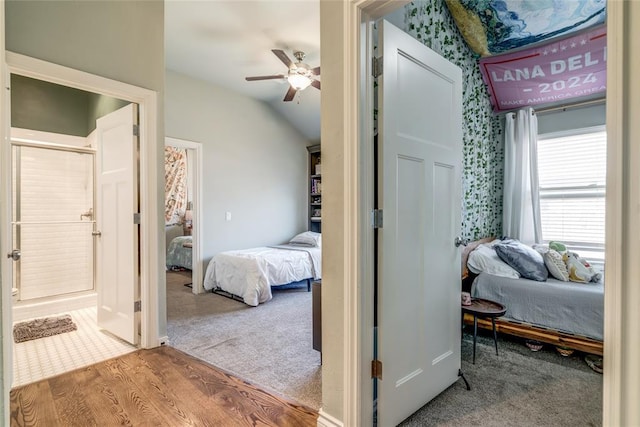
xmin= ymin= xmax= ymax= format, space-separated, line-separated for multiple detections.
xmin=404 ymin=0 xmax=504 ymax=240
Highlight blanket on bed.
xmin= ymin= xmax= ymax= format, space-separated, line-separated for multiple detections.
xmin=471 ymin=272 xmax=604 ymax=341
xmin=203 ymin=245 xmax=321 ymax=306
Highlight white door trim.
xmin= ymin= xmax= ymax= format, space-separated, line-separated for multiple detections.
xmin=0 ymin=5 xmax=10 ymax=426
xmin=320 ymin=2 xmax=409 ymax=426
xmin=165 ymin=137 xmax=204 ymax=295
xmin=3 ymin=52 xmax=160 ymax=351
xmin=603 ymin=1 xmax=640 ymax=425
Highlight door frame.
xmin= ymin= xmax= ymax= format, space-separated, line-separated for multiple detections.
xmin=165 ymin=137 xmax=203 ymax=294
xmin=2 ymin=54 xmax=160 ymax=365
xmin=320 ymin=0 xmax=633 ymax=426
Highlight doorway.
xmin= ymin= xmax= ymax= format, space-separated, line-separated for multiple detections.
xmin=164 ymin=137 xmax=203 ymax=295
xmin=3 ymin=53 xmax=161 ymax=394
xmin=8 ymin=80 xmax=139 ymax=387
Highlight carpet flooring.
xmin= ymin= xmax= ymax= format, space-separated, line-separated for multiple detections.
xmin=167 ymin=271 xmax=602 ymax=425
xmin=400 ymin=330 xmax=603 ymax=426
xmin=166 ymin=271 xmax=321 ymax=410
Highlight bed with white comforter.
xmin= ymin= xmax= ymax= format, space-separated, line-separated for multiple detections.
xmin=203 ymin=232 xmax=322 ymax=306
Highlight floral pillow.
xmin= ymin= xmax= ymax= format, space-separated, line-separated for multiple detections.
xmin=564 ymin=251 xmax=602 ymax=283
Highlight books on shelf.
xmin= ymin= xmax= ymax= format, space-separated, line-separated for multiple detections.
xmin=311 ymin=178 xmax=322 ymax=195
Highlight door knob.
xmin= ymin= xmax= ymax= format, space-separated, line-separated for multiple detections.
xmin=7 ymin=249 xmax=20 ymax=261
xmin=92 ymin=231 xmax=102 ymax=237
xmin=454 ymin=237 xmax=469 ymax=247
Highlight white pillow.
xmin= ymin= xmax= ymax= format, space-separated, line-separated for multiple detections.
xmin=467 ymin=243 xmax=521 ymax=278
xmin=289 ymin=231 xmax=321 ymax=247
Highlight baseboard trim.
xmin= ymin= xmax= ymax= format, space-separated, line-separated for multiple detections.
xmin=317 ymin=408 xmax=343 ymax=427
xmin=13 ymin=292 xmax=97 ymax=322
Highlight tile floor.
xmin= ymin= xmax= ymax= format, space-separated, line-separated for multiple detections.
xmin=12 ymin=306 xmax=137 ymax=387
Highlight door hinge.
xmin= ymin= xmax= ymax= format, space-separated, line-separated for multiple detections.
xmin=372 ymin=209 xmax=383 ymax=228
xmin=133 ymin=124 xmax=139 ymax=136
xmin=372 ymin=56 xmax=383 ymax=78
xmin=134 ymin=300 xmax=142 ymax=312
xmin=372 ymin=359 xmax=382 ymax=379
xmin=133 ymin=213 xmax=141 ymax=224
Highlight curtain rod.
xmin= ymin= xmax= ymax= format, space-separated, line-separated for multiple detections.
xmin=535 ymin=97 xmax=605 ymax=115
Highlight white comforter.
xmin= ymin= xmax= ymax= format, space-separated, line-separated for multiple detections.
xmin=203 ymin=245 xmax=321 ymax=306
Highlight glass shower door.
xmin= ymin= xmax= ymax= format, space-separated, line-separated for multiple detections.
xmin=12 ymin=144 xmax=95 ymax=301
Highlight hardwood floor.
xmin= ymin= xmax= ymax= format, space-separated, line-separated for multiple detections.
xmin=10 ymin=346 xmax=318 ymax=426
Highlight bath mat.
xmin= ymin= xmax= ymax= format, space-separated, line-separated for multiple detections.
xmin=13 ymin=314 xmax=77 ymax=343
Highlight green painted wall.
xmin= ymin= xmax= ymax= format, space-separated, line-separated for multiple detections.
xmin=11 ymin=74 xmax=90 ymax=136
xmin=11 ymin=74 xmax=131 ymax=137
xmin=87 ymin=93 xmax=130 ymax=133
xmin=405 ymin=0 xmax=505 ymax=240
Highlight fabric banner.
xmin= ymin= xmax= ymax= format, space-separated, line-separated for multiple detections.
xmin=479 ymin=26 xmax=606 ymax=113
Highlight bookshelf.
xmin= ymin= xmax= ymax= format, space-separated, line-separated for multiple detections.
xmin=307 ymin=144 xmax=321 ymax=233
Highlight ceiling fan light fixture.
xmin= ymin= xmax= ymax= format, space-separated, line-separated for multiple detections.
xmin=288 ymin=73 xmax=312 ymax=90
xmin=246 ymin=49 xmax=320 ymax=101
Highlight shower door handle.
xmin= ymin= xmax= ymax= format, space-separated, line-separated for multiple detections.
xmin=7 ymin=249 xmax=20 ymax=261
xmin=92 ymin=231 xmax=102 ymax=237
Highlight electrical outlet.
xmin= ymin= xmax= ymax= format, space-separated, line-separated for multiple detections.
xmin=225 ymin=211 xmax=232 ymax=221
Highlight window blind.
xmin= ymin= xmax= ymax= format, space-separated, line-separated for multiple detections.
xmin=537 ymin=128 xmax=606 ymax=264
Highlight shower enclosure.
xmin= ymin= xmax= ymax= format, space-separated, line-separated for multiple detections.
xmin=12 ymin=138 xmax=95 ymax=304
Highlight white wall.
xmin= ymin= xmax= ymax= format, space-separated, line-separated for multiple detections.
xmin=165 ymin=70 xmax=310 ymax=272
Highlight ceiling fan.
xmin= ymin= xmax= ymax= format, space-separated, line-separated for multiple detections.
xmin=245 ymin=49 xmax=321 ymax=102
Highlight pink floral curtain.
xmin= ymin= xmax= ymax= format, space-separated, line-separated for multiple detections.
xmin=165 ymin=147 xmax=188 ymax=225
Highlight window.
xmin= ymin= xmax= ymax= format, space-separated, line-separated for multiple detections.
xmin=537 ymin=126 xmax=606 ymax=268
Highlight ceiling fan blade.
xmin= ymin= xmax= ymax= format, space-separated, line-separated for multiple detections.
xmin=272 ymin=49 xmax=295 ymax=69
xmin=283 ymin=86 xmax=297 ymax=102
xmin=245 ymin=74 xmax=286 ymax=81
xmin=311 ymin=66 xmax=321 ymax=75
xmin=311 ymin=80 xmax=321 ymax=90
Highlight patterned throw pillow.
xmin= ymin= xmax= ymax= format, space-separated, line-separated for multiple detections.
xmin=543 ymin=249 xmax=570 ymax=281
xmin=564 ymin=252 xmax=594 ymax=283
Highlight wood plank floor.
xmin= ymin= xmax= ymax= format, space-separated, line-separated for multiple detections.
xmin=10 ymin=345 xmax=318 ymax=426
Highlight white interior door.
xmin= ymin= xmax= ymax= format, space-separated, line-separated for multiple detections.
xmin=376 ymin=20 xmax=463 ymax=426
xmin=96 ymin=103 xmax=139 ymax=345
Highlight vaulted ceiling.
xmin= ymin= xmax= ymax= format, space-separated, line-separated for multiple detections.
xmin=165 ymin=0 xmax=321 ymax=141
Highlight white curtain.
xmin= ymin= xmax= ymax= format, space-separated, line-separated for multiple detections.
xmin=502 ymin=107 xmax=542 ymax=244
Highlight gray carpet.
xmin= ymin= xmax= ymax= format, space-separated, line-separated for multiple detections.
xmin=166 ymin=271 xmax=321 ymax=410
xmin=400 ymin=330 xmax=603 ymax=426
xmin=167 ymin=271 xmax=602 ymax=424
